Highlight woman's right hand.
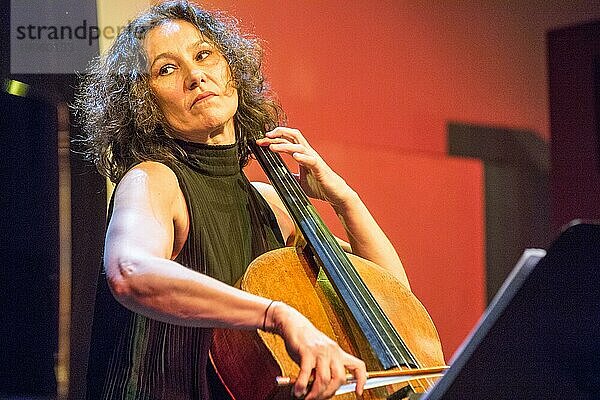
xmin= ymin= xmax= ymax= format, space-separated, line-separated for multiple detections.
xmin=267 ymin=302 xmax=367 ymax=399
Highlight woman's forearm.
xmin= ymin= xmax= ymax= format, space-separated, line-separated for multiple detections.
xmin=106 ymin=252 xmax=271 ymax=329
xmin=331 ymin=189 xmax=410 ymax=289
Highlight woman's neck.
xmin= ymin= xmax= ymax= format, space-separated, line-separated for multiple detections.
xmin=174 ymin=119 xmax=236 ymax=145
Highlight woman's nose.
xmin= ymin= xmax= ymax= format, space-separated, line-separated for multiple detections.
xmin=185 ymin=67 xmax=206 ymax=90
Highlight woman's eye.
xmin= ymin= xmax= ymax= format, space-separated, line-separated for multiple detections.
xmin=158 ymin=65 xmax=176 ymax=76
xmin=196 ymin=50 xmax=211 ymax=61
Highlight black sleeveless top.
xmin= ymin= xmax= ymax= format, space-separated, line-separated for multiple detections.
xmin=86 ymin=142 xmax=284 ymax=399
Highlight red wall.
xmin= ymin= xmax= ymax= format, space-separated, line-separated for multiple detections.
xmin=202 ymin=1 xmax=599 ymax=153
xmin=199 ymin=0 xmax=599 ymax=358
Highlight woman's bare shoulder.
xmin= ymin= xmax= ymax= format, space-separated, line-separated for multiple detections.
xmin=114 ymin=161 xmax=186 ymax=224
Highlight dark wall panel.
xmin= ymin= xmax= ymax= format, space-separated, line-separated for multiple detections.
xmin=0 ymin=93 xmax=58 ymax=396
xmin=448 ymin=123 xmax=550 ymax=302
xmin=549 ymin=21 xmax=600 ymax=231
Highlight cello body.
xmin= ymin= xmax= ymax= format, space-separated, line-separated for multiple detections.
xmin=211 ymin=246 xmax=445 ymax=399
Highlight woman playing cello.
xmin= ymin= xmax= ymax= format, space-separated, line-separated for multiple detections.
xmin=75 ymin=1 xmax=427 ymax=399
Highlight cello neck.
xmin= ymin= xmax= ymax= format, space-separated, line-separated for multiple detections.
xmin=249 ymin=140 xmax=420 ymax=371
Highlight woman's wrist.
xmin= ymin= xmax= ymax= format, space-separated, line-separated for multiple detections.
xmin=261 ymin=300 xmax=284 ymax=333
xmin=330 ymin=187 xmax=360 ymax=213
xmin=261 ymin=300 xmax=277 ymax=331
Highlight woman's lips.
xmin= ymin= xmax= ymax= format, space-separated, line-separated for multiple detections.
xmin=191 ymin=92 xmax=216 ymax=108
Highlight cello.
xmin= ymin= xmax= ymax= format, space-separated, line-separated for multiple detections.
xmin=211 ymin=138 xmax=446 ymax=399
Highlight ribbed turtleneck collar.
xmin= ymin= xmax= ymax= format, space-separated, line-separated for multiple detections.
xmin=175 ymin=139 xmax=240 ymax=177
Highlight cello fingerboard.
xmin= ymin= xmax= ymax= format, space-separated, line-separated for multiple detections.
xmin=249 ymin=140 xmax=420 ymax=371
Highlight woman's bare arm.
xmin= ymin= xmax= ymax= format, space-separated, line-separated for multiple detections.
xmin=104 ymin=161 xmax=272 ymax=328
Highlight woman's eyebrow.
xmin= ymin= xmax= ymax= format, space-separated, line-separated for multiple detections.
xmin=150 ymin=41 xmax=212 ymax=69
xmin=189 ymin=40 xmax=212 ymax=50
xmin=150 ymin=52 xmax=177 ymax=69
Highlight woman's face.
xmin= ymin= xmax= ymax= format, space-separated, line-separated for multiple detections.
xmin=144 ymin=19 xmax=238 ymax=144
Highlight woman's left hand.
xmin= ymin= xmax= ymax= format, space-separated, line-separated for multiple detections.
xmin=256 ymin=127 xmax=356 ymax=207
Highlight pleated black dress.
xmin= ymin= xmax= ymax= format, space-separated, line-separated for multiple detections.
xmin=86 ymin=141 xmax=284 ymax=399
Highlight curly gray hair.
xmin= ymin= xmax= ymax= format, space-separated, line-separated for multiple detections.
xmin=73 ymin=0 xmax=284 ymax=182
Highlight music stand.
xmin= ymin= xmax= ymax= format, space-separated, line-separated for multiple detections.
xmin=422 ymin=221 xmax=600 ymax=400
